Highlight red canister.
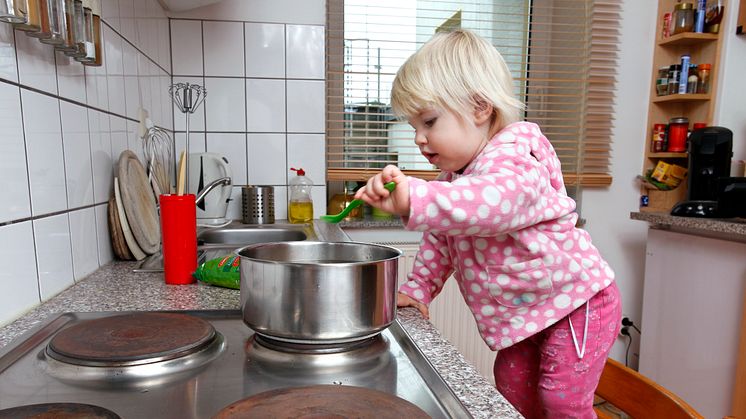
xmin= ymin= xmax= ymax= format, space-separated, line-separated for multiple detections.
xmin=667 ymin=117 xmax=689 ymax=152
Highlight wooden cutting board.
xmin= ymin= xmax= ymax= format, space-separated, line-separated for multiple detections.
xmin=117 ymin=150 xmax=161 ymax=255
xmin=107 ymin=197 xmax=133 ymax=260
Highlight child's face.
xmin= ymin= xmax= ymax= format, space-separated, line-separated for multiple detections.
xmin=408 ymin=106 xmax=491 ymax=173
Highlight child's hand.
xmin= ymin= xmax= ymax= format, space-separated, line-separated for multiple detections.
xmin=354 ymin=165 xmax=410 ymax=216
xmin=397 ymin=292 xmax=429 ymax=319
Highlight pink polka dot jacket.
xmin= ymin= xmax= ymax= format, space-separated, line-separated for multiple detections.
xmin=399 ymin=121 xmax=616 ymax=351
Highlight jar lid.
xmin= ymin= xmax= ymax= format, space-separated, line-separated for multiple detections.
xmin=674 ymin=3 xmax=694 ymax=10
xmin=698 ymin=63 xmax=711 ymax=70
xmin=669 ymin=117 xmax=689 ymax=124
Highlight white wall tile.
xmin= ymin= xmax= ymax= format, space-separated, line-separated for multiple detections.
xmin=0 ymin=82 xmax=31 ymax=223
xmin=60 ymin=101 xmax=94 ymax=208
xmin=225 ymin=186 xmax=242 ymax=221
xmin=104 ymin=26 xmax=126 ymax=116
xmin=286 ymin=25 xmax=324 ymax=79
xmin=55 ymin=51 xmax=87 ymax=104
xmin=0 ymin=222 xmax=39 ymax=326
xmin=204 ymin=21 xmax=244 ymax=77
xmin=89 ymin=110 xmax=113 ymax=203
xmin=274 ymin=186 xmax=287 ymax=221
xmin=0 ymin=25 xmax=17 ymax=82
xmin=122 ymin=41 xmax=141 ymax=119
xmin=287 ymin=134 xmax=325 ymax=185
xmin=286 ymin=80 xmax=324 ymax=132
xmin=15 ymin=31 xmax=57 ymax=94
xmin=172 ymin=76 xmax=206 ymax=131
xmin=33 ymin=214 xmax=74 ymax=301
xmin=95 ymin=204 xmax=114 ymax=266
xmin=101 ymin=0 xmax=121 ymax=32
xmin=246 ymin=79 xmax=285 ymax=132
xmin=137 ymin=54 xmax=153 ymax=120
xmin=21 ymin=90 xmax=67 ymax=216
xmin=133 ymin=0 xmax=148 ymax=50
xmin=248 ymin=133 xmax=286 ymax=185
xmin=205 ymin=77 xmax=245 ymax=132
xmin=69 ymin=207 xmax=100 ymax=279
xmin=171 ymin=20 xmax=203 ymax=76
xmin=206 ymin=133 xmax=247 ymax=185
xmin=127 ymin=120 xmax=145 ymax=163
xmin=157 ymin=17 xmax=171 ymax=72
xmin=110 ymin=115 xmax=129 ymax=162
xmin=311 ymin=185 xmax=327 ymax=218
xmin=175 ymin=132 xmax=207 ymax=159
xmin=159 ymin=70 xmax=173 ymax=129
xmin=245 ymin=22 xmax=285 ymax=78
xmin=119 ymin=0 xmax=136 ymax=43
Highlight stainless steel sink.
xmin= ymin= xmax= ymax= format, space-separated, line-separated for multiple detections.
xmin=197 ymin=227 xmax=307 ymax=245
xmin=134 ymin=222 xmax=316 ymax=273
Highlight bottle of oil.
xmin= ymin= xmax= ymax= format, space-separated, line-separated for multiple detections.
xmin=288 ymin=167 xmax=313 ymax=224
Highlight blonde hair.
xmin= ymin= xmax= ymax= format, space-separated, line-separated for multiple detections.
xmin=391 ymin=30 xmax=524 ymax=133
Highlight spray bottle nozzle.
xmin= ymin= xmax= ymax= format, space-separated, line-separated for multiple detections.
xmin=290 ymin=167 xmax=306 ymax=176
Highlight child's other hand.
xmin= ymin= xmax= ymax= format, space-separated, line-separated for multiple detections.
xmin=354 ymin=165 xmax=410 ymax=216
xmin=397 ymin=292 xmax=429 ymax=319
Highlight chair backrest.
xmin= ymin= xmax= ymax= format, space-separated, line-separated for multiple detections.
xmin=594 ymin=358 xmax=704 ymax=419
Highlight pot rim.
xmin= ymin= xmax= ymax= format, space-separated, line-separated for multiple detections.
xmin=236 ymin=240 xmax=402 ymax=266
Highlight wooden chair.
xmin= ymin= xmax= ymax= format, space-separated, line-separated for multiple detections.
xmin=594 ymin=358 xmax=704 ymax=419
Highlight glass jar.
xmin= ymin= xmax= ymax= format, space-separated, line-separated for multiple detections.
xmin=30 ymin=0 xmax=66 ymax=45
xmin=672 ymin=2 xmax=695 ymax=35
xmin=697 ymin=63 xmax=711 ymax=94
xmin=81 ymin=0 xmax=101 ymax=66
xmin=656 ymin=66 xmax=669 ymax=96
xmin=74 ymin=0 xmax=94 ymax=62
xmin=0 ymin=0 xmax=27 ymax=23
xmin=668 ymin=117 xmax=689 ymax=153
xmin=14 ymin=0 xmax=41 ymax=32
xmin=667 ymin=64 xmax=681 ymax=95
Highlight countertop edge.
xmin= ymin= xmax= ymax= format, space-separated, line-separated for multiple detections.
xmin=630 ymin=211 xmax=746 ymax=243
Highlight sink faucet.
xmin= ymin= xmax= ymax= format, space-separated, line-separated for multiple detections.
xmin=195 ymin=177 xmax=232 ymax=206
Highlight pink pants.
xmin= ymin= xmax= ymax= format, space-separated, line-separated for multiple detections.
xmin=494 ymin=282 xmax=621 ymax=419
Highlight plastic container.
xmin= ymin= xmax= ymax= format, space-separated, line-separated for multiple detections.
xmin=288 ymin=167 xmax=313 ymax=224
xmin=159 ymin=194 xmax=197 ymax=285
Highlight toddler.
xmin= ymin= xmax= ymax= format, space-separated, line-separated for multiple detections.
xmin=354 ymin=30 xmax=621 ymax=418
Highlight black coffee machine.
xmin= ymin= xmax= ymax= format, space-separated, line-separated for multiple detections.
xmin=670 ymin=126 xmax=733 ymax=217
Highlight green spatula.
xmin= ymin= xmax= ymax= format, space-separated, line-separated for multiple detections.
xmin=320 ymin=181 xmax=397 ymax=223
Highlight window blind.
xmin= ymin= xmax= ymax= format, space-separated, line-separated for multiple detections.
xmin=326 ymin=0 xmax=619 ymax=186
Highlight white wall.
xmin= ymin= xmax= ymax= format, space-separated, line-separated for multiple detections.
xmin=0 ymin=0 xmax=172 ymax=326
xmin=715 ymin=0 xmax=746 ymax=158
xmin=168 ymin=1 xmax=328 ymax=220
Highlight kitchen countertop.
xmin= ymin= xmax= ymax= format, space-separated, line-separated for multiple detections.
xmin=0 ymin=233 xmax=520 ymax=418
xmin=630 ymin=211 xmax=746 ymax=243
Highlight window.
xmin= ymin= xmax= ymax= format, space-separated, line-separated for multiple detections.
xmin=326 ymin=0 xmax=619 ymax=187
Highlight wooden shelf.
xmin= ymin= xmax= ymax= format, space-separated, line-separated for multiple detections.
xmin=647 ymin=152 xmax=688 ymax=158
xmin=652 ymin=93 xmax=711 ymax=103
xmin=658 ymin=32 xmax=719 ymax=46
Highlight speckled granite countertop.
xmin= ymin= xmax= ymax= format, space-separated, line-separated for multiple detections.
xmin=0 ymin=221 xmax=520 ymax=419
xmin=630 ymin=211 xmax=746 ymax=243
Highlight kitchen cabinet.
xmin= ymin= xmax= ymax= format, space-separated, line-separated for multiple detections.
xmin=638 ymin=228 xmax=746 ymax=418
xmin=640 ymin=0 xmax=727 ymax=212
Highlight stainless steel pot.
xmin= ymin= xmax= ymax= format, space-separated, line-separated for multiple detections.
xmin=238 ymin=241 xmax=402 ymax=344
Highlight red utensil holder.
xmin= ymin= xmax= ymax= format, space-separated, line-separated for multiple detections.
xmin=159 ymin=194 xmax=197 ymax=285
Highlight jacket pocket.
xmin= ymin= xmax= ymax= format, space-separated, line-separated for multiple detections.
xmin=487 ymin=258 xmax=553 ymax=308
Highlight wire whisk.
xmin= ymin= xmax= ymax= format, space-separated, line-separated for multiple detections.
xmin=142 ymin=125 xmax=174 ymax=196
xmin=169 ymin=82 xmax=206 ymax=114
xmin=169 ymin=82 xmax=207 ymax=194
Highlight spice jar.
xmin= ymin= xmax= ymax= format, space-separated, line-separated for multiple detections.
xmin=656 ymin=66 xmax=669 ymax=96
xmin=652 ymin=124 xmax=667 ymax=152
xmin=81 ymin=0 xmax=101 ymax=66
xmin=31 ymin=0 xmax=66 ymax=46
xmin=697 ymin=64 xmax=711 ymax=94
xmin=668 ymin=117 xmax=689 ymax=152
xmin=672 ymin=2 xmax=695 ymax=35
xmin=14 ymin=0 xmax=41 ymax=32
xmin=667 ymin=64 xmax=681 ymax=95
xmin=0 ymin=0 xmax=27 ymax=23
